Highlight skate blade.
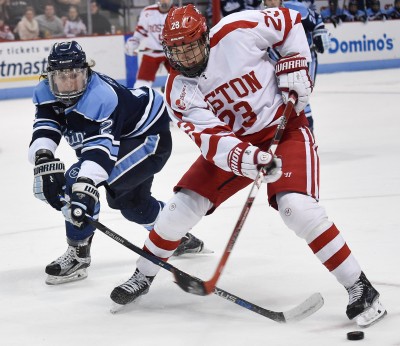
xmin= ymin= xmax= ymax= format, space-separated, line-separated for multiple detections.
xmin=110 ymin=296 xmax=144 ymax=314
xmin=46 ymin=268 xmax=88 ymax=285
xmin=356 ymin=300 xmax=387 ymax=328
xmin=110 ymin=302 xmax=125 ymax=314
xmin=199 ymin=246 xmax=214 ymax=254
xmin=173 ymin=247 xmax=214 ymax=257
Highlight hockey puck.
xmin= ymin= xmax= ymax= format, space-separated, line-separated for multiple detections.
xmin=347 ymin=331 xmax=364 ymax=341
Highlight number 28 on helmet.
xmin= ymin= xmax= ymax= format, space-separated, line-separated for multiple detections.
xmin=162 ymin=4 xmax=210 ymax=78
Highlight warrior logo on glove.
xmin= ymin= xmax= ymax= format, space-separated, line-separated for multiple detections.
xmin=275 ymin=54 xmax=313 ymax=114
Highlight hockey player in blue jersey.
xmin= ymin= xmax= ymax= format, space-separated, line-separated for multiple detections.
xmin=29 ymin=41 xmax=206 ymax=285
xmin=265 ymin=0 xmax=330 ymax=133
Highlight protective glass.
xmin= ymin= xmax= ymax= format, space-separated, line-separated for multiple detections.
xmin=48 ymin=68 xmax=88 ymax=105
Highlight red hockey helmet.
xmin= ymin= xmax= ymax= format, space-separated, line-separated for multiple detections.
xmin=162 ymin=4 xmax=210 ymax=77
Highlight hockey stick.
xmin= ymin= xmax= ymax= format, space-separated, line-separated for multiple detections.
xmin=173 ymin=94 xmax=297 ymax=296
xmin=88 ymin=217 xmax=324 ymax=323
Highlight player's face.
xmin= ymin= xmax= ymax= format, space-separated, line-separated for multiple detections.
xmin=159 ymin=0 xmax=173 ymax=12
xmin=264 ymin=0 xmax=281 ymax=8
xmin=349 ymin=3 xmax=358 ymax=13
xmin=169 ymin=41 xmax=205 ymax=68
xmin=48 ymin=67 xmax=88 ymax=104
xmin=52 ymin=68 xmax=86 ymax=93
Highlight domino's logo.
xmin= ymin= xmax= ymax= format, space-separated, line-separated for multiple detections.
xmin=329 ymin=34 xmax=394 ymax=54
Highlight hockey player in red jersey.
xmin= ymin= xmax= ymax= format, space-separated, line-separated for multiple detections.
xmin=125 ymin=0 xmax=173 ymax=88
xmin=110 ymin=5 xmax=387 ymax=327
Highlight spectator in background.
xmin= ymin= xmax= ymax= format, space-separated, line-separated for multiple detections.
xmin=14 ymin=5 xmax=39 ymax=39
xmin=64 ymin=4 xmax=86 ymax=37
xmin=35 ymin=3 xmax=64 ymax=38
xmin=386 ymin=0 xmax=400 ymax=18
xmin=53 ymin=0 xmax=82 ymax=18
xmin=95 ymin=0 xmax=120 ymax=14
xmin=366 ymin=0 xmax=387 ymax=20
xmin=8 ymin=0 xmax=33 ymax=29
xmin=0 ymin=14 xmax=15 ymax=40
xmin=206 ymin=0 xmax=262 ymax=24
xmin=321 ymin=0 xmax=344 ymax=24
xmin=31 ymin=0 xmax=54 ymax=16
xmin=0 ymin=0 xmax=10 ymax=23
xmin=83 ymin=0 xmax=111 ymax=35
xmin=343 ymin=0 xmax=367 ymax=21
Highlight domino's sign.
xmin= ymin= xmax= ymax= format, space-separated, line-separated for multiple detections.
xmin=319 ymin=21 xmax=400 ymax=72
xmin=329 ymin=34 xmax=394 ymax=54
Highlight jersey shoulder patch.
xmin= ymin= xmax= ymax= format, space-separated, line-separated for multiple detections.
xmin=72 ymin=73 xmax=118 ymax=122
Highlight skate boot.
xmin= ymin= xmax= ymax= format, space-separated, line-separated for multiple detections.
xmin=346 ymin=271 xmax=387 ymax=327
xmin=173 ymin=232 xmax=206 ymax=256
xmin=110 ymin=269 xmax=154 ymax=312
xmin=45 ymin=235 xmax=93 ymax=285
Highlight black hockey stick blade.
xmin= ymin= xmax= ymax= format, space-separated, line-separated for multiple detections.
xmin=172 ymin=268 xmax=208 ymax=295
xmin=88 ymin=218 xmax=324 ymax=323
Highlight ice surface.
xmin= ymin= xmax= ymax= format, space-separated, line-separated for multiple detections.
xmin=1 ymin=69 xmax=399 ymax=346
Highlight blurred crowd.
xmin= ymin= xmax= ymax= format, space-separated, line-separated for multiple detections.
xmin=1 ymin=0 xmax=399 ymax=42
xmin=0 ymin=0 xmax=113 ymax=41
xmin=321 ymin=0 xmax=400 ymax=24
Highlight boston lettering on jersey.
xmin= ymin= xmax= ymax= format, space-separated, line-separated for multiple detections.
xmin=148 ymin=24 xmax=163 ymax=33
xmin=204 ymin=70 xmax=262 ymax=112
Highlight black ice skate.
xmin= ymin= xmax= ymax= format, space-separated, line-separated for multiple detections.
xmin=45 ymin=235 xmax=93 ymax=285
xmin=173 ymin=232 xmax=212 ymax=256
xmin=110 ymin=269 xmax=154 ymax=313
xmin=346 ymin=271 xmax=387 ymax=327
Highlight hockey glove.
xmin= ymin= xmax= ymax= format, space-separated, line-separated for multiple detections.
xmin=125 ymin=37 xmax=139 ymax=56
xmin=227 ymin=143 xmax=282 ymax=183
xmin=312 ymin=28 xmax=331 ymax=54
xmin=275 ymin=54 xmax=313 ymax=114
xmin=33 ymin=149 xmax=65 ymax=211
xmin=70 ymin=177 xmax=99 ymax=229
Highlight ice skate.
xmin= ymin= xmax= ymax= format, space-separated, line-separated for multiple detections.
xmin=110 ymin=269 xmax=154 ymax=313
xmin=45 ymin=236 xmax=92 ymax=285
xmin=172 ymin=232 xmax=212 ymax=256
xmin=346 ymin=272 xmax=387 ymax=327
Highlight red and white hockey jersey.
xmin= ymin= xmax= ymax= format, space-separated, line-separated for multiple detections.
xmin=128 ymin=4 xmax=167 ymax=53
xmin=165 ymin=8 xmax=311 ymax=172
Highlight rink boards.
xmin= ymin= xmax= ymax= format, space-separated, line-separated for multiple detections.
xmin=0 ymin=20 xmax=399 ymax=100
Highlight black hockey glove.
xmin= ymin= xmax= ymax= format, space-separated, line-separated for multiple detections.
xmin=312 ymin=28 xmax=331 ymax=54
xmin=33 ymin=149 xmax=65 ymax=211
xmin=70 ymin=177 xmax=99 ymax=229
